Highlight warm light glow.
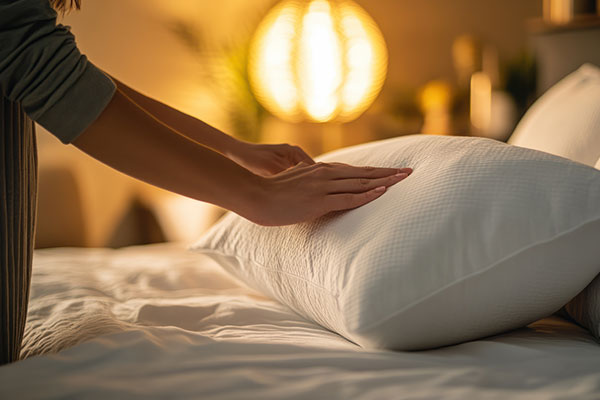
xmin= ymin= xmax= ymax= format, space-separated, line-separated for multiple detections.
xmin=419 ymin=80 xmax=453 ymax=135
xmin=543 ymin=0 xmax=574 ymax=24
xmin=419 ymin=80 xmax=453 ymax=113
xmin=470 ymin=72 xmax=492 ymax=133
xmin=249 ymin=0 xmax=388 ymax=123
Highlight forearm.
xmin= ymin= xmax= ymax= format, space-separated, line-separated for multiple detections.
xmin=109 ymin=75 xmax=243 ymax=157
xmin=71 ymin=88 xmax=410 ymax=227
xmin=72 ymin=90 xmax=261 ymax=216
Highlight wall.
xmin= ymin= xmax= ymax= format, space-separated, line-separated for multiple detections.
xmin=365 ymin=0 xmax=541 ymax=89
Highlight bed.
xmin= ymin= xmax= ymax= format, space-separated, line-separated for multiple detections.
xmin=0 ymin=243 xmax=598 ymax=399
xmin=2 ymin=59 xmax=600 ymax=399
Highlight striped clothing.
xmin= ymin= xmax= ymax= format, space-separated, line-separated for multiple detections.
xmin=0 ymin=0 xmax=115 ymax=364
xmin=0 ymin=97 xmax=36 ymax=364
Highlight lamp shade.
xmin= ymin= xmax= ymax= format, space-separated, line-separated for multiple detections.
xmin=248 ymin=0 xmax=388 ymax=123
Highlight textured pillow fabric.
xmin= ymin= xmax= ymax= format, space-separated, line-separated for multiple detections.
xmin=508 ymin=63 xmax=600 ymax=167
xmin=193 ymin=135 xmax=600 ymax=350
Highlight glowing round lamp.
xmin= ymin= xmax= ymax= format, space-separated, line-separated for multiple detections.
xmin=248 ymin=0 xmax=388 ymax=123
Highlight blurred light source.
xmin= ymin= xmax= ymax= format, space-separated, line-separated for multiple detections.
xmin=470 ymin=72 xmax=492 ymax=133
xmin=543 ymin=0 xmax=575 ymax=24
xmin=452 ymin=35 xmax=481 ymax=89
xmin=470 ymin=71 xmax=517 ymax=141
xmin=419 ymin=80 xmax=453 ymax=135
xmin=249 ymin=0 xmax=388 ymax=123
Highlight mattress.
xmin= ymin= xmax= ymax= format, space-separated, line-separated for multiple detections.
xmin=1 ymin=243 xmax=599 ymax=399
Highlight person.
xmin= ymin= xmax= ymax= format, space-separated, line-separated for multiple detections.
xmin=0 ymin=0 xmax=412 ymax=364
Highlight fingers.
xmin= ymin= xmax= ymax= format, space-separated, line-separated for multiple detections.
xmin=275 ymin=143 xmax=315 ymax=165
xmin=317 ymin=163 xmax=412 ymax=215
xmin=282 ymin=160 xmax=311 ymax=172
xmin=311 ymin=162 xmax=412 ymax=180
xmin=325 ymin=186 xmax=387 ymax=212
xmin=283 ymin=161 xmax=413 ymax=185
xmin=290 ymin=145 xmax=315 ymax=165
xmin=328 ymin=173 xmax=408 ymax=194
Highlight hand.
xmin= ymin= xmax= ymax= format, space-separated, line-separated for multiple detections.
xmin=228 ymin=141 xmax=315 ymax=176
xmin=244 ymin=162 xmax=412 ymax=226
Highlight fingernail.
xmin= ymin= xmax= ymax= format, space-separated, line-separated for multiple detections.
xmin=395 ymin=173 xmax=408 ymax=179
xmin=398 ymin=168 xmax=413 ymax=174
xmin=374 ymin=186 xmax=386 ymax=193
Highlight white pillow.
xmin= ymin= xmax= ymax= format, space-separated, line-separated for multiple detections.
xmin=508 ymin=63 xmax=600 ymax=167
xmin=193 ymin=135 xmax=600 ymax=350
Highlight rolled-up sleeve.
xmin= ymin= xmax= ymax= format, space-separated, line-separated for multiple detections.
xmin=0 ymin=0 xmax=116 ymax=144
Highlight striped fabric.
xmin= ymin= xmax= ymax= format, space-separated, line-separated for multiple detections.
xmin=0 ymin=96 xmax=37 ymax=365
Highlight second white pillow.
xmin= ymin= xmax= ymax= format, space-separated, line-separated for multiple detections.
xmin=508 ymin=63 xmax=600 ymax=167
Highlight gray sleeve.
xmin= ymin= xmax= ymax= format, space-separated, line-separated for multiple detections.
xmin=0 ymin=0 xmax=116 ymax=144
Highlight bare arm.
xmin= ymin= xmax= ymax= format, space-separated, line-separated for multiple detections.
xmin=109 ymin=75 xmax=314 ymax=176
xmin=73 ymin=90 xmax=411 ymax=226
xmin=73 ymin=89 xmax=262 ymax=218
xmin=109 ymin=75 xmax=241 ymax=157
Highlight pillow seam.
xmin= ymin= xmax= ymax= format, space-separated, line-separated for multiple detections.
xmin=354 ymin=215 xmax=600 ymax=334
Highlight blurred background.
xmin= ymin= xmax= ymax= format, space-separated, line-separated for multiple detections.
xmin=35 ymin=0 xmax=600 ymax=249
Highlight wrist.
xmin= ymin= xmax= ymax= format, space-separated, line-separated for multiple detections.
xmin=235 ymin=171 xmax=272 ymax=225
xmin=223 ymin=137 xmax=250 ymax=160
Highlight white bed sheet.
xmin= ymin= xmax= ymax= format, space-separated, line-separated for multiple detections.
xmin=1 ymin=244 xmax=599 ymax=399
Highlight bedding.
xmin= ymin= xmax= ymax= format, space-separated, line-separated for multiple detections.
xmin=1 ymin=244 xmax=600 ymax=399
xmin=193 ymin=134 xmax=600 ymax=351
xmin=508 ymin=63 xmax=600 ymax=167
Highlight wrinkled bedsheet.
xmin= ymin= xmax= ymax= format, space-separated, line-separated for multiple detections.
xmin=1 ymin=244 xmax=599 ymax=399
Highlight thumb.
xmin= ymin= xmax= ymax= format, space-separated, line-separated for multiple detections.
xmin=288 ymin=145 xmax=315 ymax=165
xmin=285 ymin=160 xmax=311 ymax=171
